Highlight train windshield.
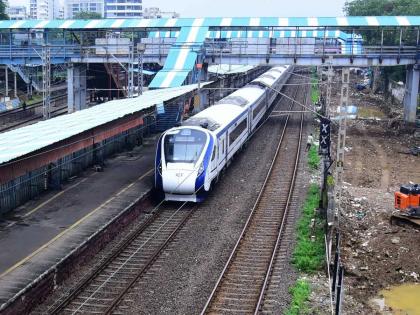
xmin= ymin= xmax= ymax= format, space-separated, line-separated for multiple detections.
xmin=164 ymin=129 xmax=207 ymax=164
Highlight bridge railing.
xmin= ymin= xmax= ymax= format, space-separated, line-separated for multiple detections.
xmin=0 ymin=41 xmax=417 ymax=64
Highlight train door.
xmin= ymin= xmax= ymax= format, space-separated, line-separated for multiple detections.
xmin=218 ymin=134 xmax=226 ymax=171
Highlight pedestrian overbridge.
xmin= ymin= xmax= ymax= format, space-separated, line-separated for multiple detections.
xmin=0 ymin=16 xmax=419 ymax=121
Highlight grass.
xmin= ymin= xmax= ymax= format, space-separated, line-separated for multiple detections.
xmin=311 ymin=77 xmax=319 ymax=104
xmin=308 ymin=145 xmax=320 ymax=171
xmin=285 ymin=148 xmax=324 ymax=313
xmin=285 ymin=279 xmax=311 ymax=315
xmin=292 ymin=184 xmax=324 ymax=273
xmin=26 ymin=95 xmax=42 ymax=105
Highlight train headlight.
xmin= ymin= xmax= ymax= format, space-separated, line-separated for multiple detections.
xmin=197 ymin=162 xmax=205 ymax=176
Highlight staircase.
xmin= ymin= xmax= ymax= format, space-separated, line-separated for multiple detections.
xmin=155 ymin=103 xmax=184 ymax=132
xmin=104 ymin=63 xmax=127 ymax=97
xmin=8 ymin=65 xmax=41 ymax=92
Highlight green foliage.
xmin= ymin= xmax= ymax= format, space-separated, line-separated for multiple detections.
xmin=311 ymin=70 xmax=319 ymax=104
xmin=311 ymin=78 xmax=319 ymax=104
xmin=308 ymin=145 xmax=320 ymax=171
xmin=292 ymin=184 xmax=325 ymax=273
xmin=285 ymin=279 xmax=311 ymax=315
xmin=344 ymin=0 xmax=420 ymax=88
xmin=73 ymin=11 xmax=102 ymax=19
xmin=0 ymin=0 xmax=8 ymax=20
xmin=344 ymin=0 xmax=420 ymax=16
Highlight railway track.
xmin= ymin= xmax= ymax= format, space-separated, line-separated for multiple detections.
xmin=0 ymin=94 xmax=97 ymax=133
xmin=201 ymin=78 xmax=308 ymax=314
xmin=0 ymin=95 xmax=68 ymax=133
xmin=48 ymin=202 xmax=196 ymax=315
xmin=0 ymin=94 xmax=66 ymax=119
xmin=37 ymin=72 xmax=307 ymax=315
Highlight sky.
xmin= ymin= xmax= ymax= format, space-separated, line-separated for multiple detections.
xmin=142 ymin=0 xmax=348 ymax=17
xmin=13 ymin=0 xmax=349 ymax=17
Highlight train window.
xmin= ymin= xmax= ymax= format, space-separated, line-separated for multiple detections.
xmin=252 ymin=100 xmax=265 ymax=119
xmin=211 ymin=147 xmax=216 ymax=161
xmin=229 ymin=119 xmax=247 ymax=145
xmin=164 ymin=129 xmax=207 ymax=163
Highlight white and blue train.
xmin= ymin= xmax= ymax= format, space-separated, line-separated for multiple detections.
xmin=155 ymin=65 xmax=292 ymax=202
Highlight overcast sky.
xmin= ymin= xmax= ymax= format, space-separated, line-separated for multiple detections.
xmin=13 ymin=0 xmax=348 ymax=17
xmin=142 ymin=0 xmax=348 ymax=17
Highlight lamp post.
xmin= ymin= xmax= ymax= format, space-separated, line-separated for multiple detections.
xmin=137 ymin=43 xmax=146 ymax=95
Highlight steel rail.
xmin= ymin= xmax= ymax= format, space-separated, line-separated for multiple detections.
xmin=49 ymin=202 xmax=195 ymax=315
xmin=201 ymin=75 xmax=306 ymax=314
xmin=254 ymin=83 xmax=307 ymax=315
xmin=0 ymin=94 xmax=66 ymax=118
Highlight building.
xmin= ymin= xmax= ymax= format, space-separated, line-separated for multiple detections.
xmin=54 ymin=1 xmax=65 ymax=19
xmin=29 ymin=0 xmax=53 ymax=19
xmin=7 ymin=6 xmax=27 ymax=20
xmin=105 ymin=0 xmax=142 ymax=18
xmin=143 ymin=7 xmax=179 ymax=19
xmin=57 ymin=7 xmax=65 ymax=19
xmin=65 ymin=0 xmax=104 ymax=18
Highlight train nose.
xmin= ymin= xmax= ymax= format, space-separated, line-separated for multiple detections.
xmin=162 ymin=164 xmax=198 ymax=194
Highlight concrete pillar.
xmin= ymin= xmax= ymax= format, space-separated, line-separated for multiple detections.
xmin=14 ymin=71 xmax=17 ymax=98
xmin=5 ymin=67 xmax=8 ymax=98
xmin=404 ymin=65 xmax=420 ymax=123
xmin=67 ymin=64 xmax=87 ymax=113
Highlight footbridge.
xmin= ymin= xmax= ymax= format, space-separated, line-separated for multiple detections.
xmin=0 ymin=16 xmax=419 ymax=121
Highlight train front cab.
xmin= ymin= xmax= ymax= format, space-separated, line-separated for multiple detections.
xmin=156 ymin=127 xmax=215 ymax=202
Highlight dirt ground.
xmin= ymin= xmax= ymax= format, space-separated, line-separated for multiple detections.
xmin=309 ymin=71 xmax=420 ymax=314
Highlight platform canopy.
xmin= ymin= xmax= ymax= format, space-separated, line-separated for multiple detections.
xmin=0 ymin=82 xmax=211 ymax=165
xmin=0 ymin=16 xmax=419 ymax=30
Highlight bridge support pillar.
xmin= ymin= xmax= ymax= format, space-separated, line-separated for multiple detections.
xmin=67 ymin=64 xmax=87 ymax=113
xmin=404 ymin=65 xmax=419 ymax=123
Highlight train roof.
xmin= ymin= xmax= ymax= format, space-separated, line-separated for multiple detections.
xmin=251 ymin=65 xmax=290 ymax=87
xmin=182 ymin=65 xmax=290 ymax=134
xmin=184 ymin=85 xmax=265 ymax=132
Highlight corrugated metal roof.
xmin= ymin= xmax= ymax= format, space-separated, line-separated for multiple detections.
xmin=0 ymin=17 xmax=418 ymax=29
xmin=208 ymin=64 xmax=256 ymax=75
xmin=0 ymin=82 xmax=211 ymax=165
xmin=149 ymin=24 xmax=209 ymax=88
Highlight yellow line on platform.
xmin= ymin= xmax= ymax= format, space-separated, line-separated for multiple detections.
xmin=0 ymin=168 xmax=154 ymax=280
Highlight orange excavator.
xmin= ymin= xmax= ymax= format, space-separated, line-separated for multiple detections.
xmin=392 ymin=184 xmax=420 ymax=227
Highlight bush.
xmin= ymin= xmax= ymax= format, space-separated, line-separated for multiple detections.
xmin=285 ymin=279 xmax=311 ymax=315
xmin=308 ymin=145 xmax=320 ymax=171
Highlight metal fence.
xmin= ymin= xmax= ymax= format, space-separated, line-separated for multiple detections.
xmin=0 ymin=121 xmax=149 ymax=214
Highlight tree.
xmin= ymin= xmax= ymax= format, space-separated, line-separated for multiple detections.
xmin=344 ymin=0 xmax=420 ymax=93
xmin=344 ymin=0 xmax=420 ymax=16
xmin=73 ymin=11 xmax=102 ymax=19
xmin=0 ymin=0 xmax=8 ymax=20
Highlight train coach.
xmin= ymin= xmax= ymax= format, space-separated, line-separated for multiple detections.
xmin=155 ymin=65 xmax=292 ymax=202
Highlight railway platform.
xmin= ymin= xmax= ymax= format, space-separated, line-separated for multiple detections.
xmin=0 ymin=136 xmax=157 ymax=313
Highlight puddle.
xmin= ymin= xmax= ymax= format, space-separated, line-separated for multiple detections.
xmin=372 ymin=283 xmax=420 ymax=314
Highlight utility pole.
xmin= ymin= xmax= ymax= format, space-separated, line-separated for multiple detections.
xmin=334 ymin=67 xmax=350 ymax=229
xmin=137 ymin=43 xmax=146 ymax=96
xmin=127 ymin=44 xmax=134 ymax=98
xmin=326 ymin=59 xmax=333 ymax=117
xmin=42 ymin=45 xmax=51 ymax=120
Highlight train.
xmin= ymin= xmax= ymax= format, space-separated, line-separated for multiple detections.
xmin=155 ymin=65 xmax=292 ymax=202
